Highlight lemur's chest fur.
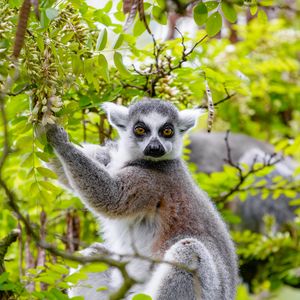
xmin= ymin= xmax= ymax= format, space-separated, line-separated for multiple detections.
xmin=100 ymin=159 xmax=204 ymax=257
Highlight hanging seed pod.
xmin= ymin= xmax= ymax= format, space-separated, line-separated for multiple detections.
xmin=205 ymin=80 xmax=214 ymax=133
xmin=13 ymin=0 xmax=31 ymax=59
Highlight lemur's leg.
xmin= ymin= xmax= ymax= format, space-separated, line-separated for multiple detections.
xmin=68 ymin=243 xmax=112 ymax=300
xmin=144 ymin=238 xmax=219 ymax=300
xmin=45 ymin=125 xmax=120 ymax=214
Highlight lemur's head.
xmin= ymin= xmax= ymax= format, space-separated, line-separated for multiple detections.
xmin=102 ymin=99 xmax=203 ymax=160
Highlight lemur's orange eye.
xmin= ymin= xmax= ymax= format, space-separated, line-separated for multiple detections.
xmin=162 ymin=128 xmax=173 ymax=137
xmin=134 ymin=127 xmax=146 ymax=136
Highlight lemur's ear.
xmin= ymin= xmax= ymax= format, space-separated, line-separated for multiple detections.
xmin=178 ymin=108 xmax=204 ymax=133
xmin=102 ymin=102 xmax=129 ymax=131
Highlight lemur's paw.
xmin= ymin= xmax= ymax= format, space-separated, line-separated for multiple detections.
xmin=46 ymin=124 xmax=69 ymax=146
xmin=165 ymin=238 xmax=202 ymax=269
xmin=79 ymin=242 xmax=110 ymax=256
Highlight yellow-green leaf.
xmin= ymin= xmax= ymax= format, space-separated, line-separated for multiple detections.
xmin=250 ymin=4 xmax=258 ymax=15
xmin=113 ymin=52 xmax=131 ymax=77
xmin=132 ymin=294 xmax=152 ymax=300
xmin=96 ymin=28 xmax=107 ymax=51
xmin=98 ymin=54 xmax=110 ymax=83
xmin=36 ymin=167 xmax=58 ymax=179
xmin=113 ymin=34 xmax=124 ymax=49
xmin=80 ymin=263 xmax=108 ymax=273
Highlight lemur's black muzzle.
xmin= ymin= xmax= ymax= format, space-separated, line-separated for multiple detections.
xmin=144 ymin=139 xmax=165 ymax=158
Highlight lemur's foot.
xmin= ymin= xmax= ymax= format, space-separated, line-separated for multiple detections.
xmin=46 ymin=124 xmax=69 ymax=146
xmin=165 ymin=238 xmax=202 ymax=270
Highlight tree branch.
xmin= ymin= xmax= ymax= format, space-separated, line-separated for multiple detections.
xmin=214 ymin=131 xmax=284 ymax=203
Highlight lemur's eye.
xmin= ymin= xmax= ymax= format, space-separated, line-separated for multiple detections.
xmin=134 ymin=127 xmax=146 ymax=136
xmin=162 ymin=128 xmax=174 ymax=138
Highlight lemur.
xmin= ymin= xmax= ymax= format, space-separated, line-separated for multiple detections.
xmin=45 ymin=99 xmax=238 ymax=300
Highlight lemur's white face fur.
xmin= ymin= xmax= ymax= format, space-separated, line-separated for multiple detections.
xmin=102 ymin=99 xmax=203 ymax=161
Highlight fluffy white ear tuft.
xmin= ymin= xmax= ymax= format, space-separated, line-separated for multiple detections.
xmin=178 ymin=108 xmax=205 ymax=133
xmin=102 ymin=102 xmax=129 ymax=131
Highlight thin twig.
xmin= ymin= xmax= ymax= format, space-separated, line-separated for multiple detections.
xmin=214 ymin=131 xmax=284 ymax=203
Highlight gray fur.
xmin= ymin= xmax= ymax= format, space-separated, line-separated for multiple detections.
xmin=46 ymin=142 xmax=115 ymax=191
xmin=128 ymin=98 xmax=179 ymax=121
xmin=46 ymin=100 xmax=238 ymax=299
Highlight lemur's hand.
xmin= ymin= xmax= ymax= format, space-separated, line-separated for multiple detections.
xmin=46 ymin=124 xmax=69 ymax=147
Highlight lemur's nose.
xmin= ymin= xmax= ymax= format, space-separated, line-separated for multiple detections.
xmin=144 ymin=139 xmax=165 ymax=157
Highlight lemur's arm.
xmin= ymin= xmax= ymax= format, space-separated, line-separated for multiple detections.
xmin=46 ymin=142 xmax=112 ymax=191
xmin=46 ymin=125 xmax=152 ymax=217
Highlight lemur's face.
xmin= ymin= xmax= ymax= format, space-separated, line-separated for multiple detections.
xmin=128 ymin=112 xmax=181 ymax=160
xmin=102 ymin=99 xmax=203 ymax=161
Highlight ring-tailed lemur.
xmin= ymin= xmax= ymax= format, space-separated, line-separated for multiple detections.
xmin=45 ymin=99 xmax=238 ymax=300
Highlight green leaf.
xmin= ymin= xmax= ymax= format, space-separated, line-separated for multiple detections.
xmin=289 ymin=199 xmax=300 ymax=206
xmin=80 ymin=263 xmax=108 ymax=273
xmin=205 ymin=1 xmax=219 ymax=11
xmin=21 ymin=153 xmax=33 ymax=167
xmin=36 ymin=35 xmax=44 ymax=52
xmin=64 ymin=272 xmax=87 ymax=284
xmin=35 ymin=151 xmax=50 ymax=162
xmin=257 ymin=9 xmax=268 ymax=23
xmin=193 ymin=3 xmax=208 ymax=26
xmin=0 ymin=272 xmax=9 ymax=284
xmin=103 ymin=0 xmax=113 ymax=13
xmin=157 ymin=0 xmax=166 ymax=9
xmin=39 ymin=181 xmax=61 ymax=193
xmin=72 ymin=54 xmax=83 ymax=75
xmin=94 ymin=9 xmax=112 ymax=26
xmin=40 ymin=9 xmax=50 ymax=29
xmin=36 ymin=167 xmax=58 ymax=179
xmin=206 ymin=12 xmax=222 ymax=37
xmin=113 ymin=34 xmax=124 ymax=49
xmin=45 ymin=8 xmax=59 ymax=21
xmin=221 ymin=2 xmax=237 ymax=23
xmin=48 ymin=288 xmax=69 ymax=300
xmin=133 ymin=19 xmax=147 ymax=36
xmin=61 ymin=32 xmax=74 ymax=44
xmin=47 ymin=264 xmax=69 ymax=275
xmin=0 ymin=283 xmax=17 ymax=291
xmin=98 ymin=54 xmax=110 ymax=83
xmin=113 ymin=52 xmax=131 ymax=77
xmin=114 ymin=11 xmax=126 ymax=22
xmin=96 ymin=286 xmax=108 ymax=291
xmin=152 ymin=6 xmax=167 ymax=25
xmin=96 ymin=28 xmax=108 ymax=51
xmin=79 ymin=95 xmax=91 ymax=107
xmin=284 ymin=190 xmax=297 ymax=198
xmin=250 ymin=4 xmax=258 ymax=15
xmin=132 ymin=294 xmax=152 ymax=300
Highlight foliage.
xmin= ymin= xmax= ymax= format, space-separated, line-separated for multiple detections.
xmin=0 ymin=0 xmax=300 ymax=299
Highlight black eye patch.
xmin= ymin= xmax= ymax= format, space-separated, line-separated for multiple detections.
xmin=133 ymin=121 xmax=150 ymax=137
xmin=159 ymin=123 xmax=174 ymax=138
